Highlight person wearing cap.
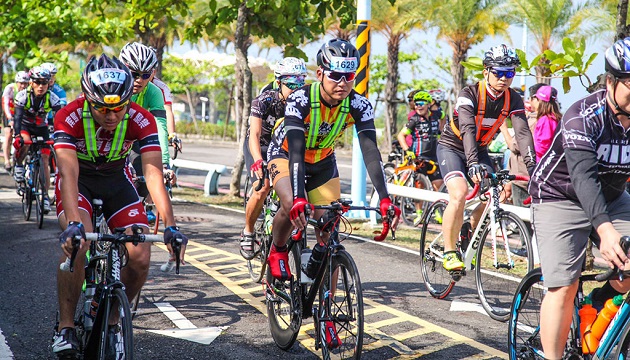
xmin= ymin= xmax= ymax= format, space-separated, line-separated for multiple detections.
xmin=529 ymin=37 xmax=630 ymax=359
xmin=532 ymin=85 xmax=561 ymax=161
xmin=437 ymin=44 xmax=536 ymax=272
xmin=265 ymin=39 xmax=400 ymax=284
xmin=2 ymin=71 xmax=30 ymax=170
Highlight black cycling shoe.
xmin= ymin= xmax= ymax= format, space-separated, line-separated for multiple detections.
xmin=239 ymin=231 xmax=256 ymax=260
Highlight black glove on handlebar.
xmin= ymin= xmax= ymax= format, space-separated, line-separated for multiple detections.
xmin=59 ymin=222 xmax=86 ymax=244
xmin=467 ymin=163 xmax=486 ymax=179
xmin=164 ymin=226 xmax=188 ymax=246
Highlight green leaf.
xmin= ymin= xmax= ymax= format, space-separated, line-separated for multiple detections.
xmin=562 ymin=37 xmax=576 ymax=56
xmin=562 ymin=76 xmax=571 ymax=94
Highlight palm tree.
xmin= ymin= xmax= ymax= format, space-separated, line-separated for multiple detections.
xmin=425 ymin=0 xmax=510 ymax=94
xmin=569 ymin=0 xmax=623 ymax=44
xmin=372 ymin=0 xmax=426 ymax=150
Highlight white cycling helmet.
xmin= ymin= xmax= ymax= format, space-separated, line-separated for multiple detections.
xmin=15 ymin=71 xmax=30 ymax=83
xmin=274 ymin=57 xmax=307 ymax=79
xmin=40 ymin=62 xmax=58 ymax=75
xmin=428 ymin=89 xmax=446 ymax=102
xmin=119 ymin=42 xmax=158 ymax=73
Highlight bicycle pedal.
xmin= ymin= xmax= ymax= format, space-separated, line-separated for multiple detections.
xmin=449 ymin=270 xmax=465 ymax=282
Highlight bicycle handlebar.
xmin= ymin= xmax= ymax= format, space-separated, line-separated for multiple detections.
xmin=59 ymin=231 xmax=170 ymax=273
xmin=22 ymin=139 xmax=54 ymax=146
xmin=595 ymin=236 xmax=630 ymax=282
xmin=467 ymin=171 xmax=530 ymax=201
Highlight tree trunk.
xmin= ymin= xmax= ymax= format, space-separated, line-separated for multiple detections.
xmin=383 ymin=34 xmax=402 ymax=152
xmin=223 ymin=83 xmax=235 ymax=140
xmin=617 ymin=0 xmax=629 ymax=41
xmin=138 ymin=18 xmax=167 ymax=78
xmin=449 ymin=41 xmax=469 ymax=95
xmin=229 ymin=1 xmax=252 ymax=197
xmin=184 ymin=87 xmax=199 ymax=133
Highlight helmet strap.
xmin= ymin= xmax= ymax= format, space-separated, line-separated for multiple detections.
xmin=608 ymin=79 xmax=630 ymax=119
xmin=483 ymin=72 xmax=504 ymax=96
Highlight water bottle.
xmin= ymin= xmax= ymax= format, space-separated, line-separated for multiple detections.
xmin=583 ymin=295 xmax=624 ymax=354
xmin=580 ymin=297 xmax=597 ymax=353
xmin=302 ymin=243 xmax=326 ymax=280
xmin=83 ymin=284 xmax=95 ymax=331
xmin=300 ymin=248 xmax=314 ymax=284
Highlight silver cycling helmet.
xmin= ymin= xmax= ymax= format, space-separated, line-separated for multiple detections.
xmin=40 ymin=62 xmax=58 ymax=75
xmin=15 ymin=71 xmax=30 ymax=83
xmin=119 ymin=42 xmax=158 ymax=73
xmin=274 ymin=57 xmax=307 ymax=79
xmin=483 ymin=44 xmax=520 ymax=69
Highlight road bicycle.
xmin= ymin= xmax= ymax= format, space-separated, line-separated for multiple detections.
xmin=246 ymin=166 xmax=279 ymax=283
xmin=265 ymin=199 xmax=396 ymax=359
xmin=508 ymin=236 xmax=630 ymax=360
xmin=419 ymin=169 xmax=533 ymax=321
xmin=58 ymin=214 xmax=182 ymax=360
xmin=383 ymin=155 xmax=444 ymax=226
xmin=16 ymin=137 xmax=54 ymax=229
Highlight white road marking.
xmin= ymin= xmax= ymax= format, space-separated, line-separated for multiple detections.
xmin=449 ymin=300 xmax=490 ymax=316
xmin=148 ymin=302 xmax=228 ymax=345
xmin=0 ymin=328 xmax=14 ymax=359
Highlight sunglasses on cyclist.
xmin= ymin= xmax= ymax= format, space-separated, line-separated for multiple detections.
xmin=32 ymin=80 xmax=49 ymax=86
xmin=414 ymin=101 xmax=430 ymax=107
xmin=90 ymin=101 xmax=129 ymax=114
xmin=131 ymin=71 xmax=152 ymax=80
xmin=280 ymin=75 xmax=306 ymax=90
xmin=489 ymin=69 xmax=516 ymax=79
xmin=323 ymin=70 xmax=357 ymax=83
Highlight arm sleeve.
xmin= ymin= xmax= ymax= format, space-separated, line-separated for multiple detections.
xmin=13 ymin=106 xmax=24 ymax=134
xmin=565 ymin=148 xmax=611 ymax=228
xmin=511 ymin=110 xmax=537 ymax=171
xmin=287 ymin=128 xmax=306 ymax=200
xmin=454 ymin=90 xmax=480 ymax=166
xmin=358 ymin=130 xmax=389 ymax=200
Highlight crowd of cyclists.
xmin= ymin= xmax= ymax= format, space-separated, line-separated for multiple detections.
xmin=0 ymin=33 xmax=629 ymax=358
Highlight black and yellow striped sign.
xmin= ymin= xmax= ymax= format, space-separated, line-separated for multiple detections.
xmin=355 ymin=20 xmax=371 ymax=97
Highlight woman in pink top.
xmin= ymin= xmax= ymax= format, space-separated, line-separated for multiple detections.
xmin=533 ymin=85 xmax=562 ymax=161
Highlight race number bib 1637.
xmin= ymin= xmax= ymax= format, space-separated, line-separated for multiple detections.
xmin=89 ymin=69 xmax=127 ymax=86
xmin=329 ymin=56 xmax=358 ymax=73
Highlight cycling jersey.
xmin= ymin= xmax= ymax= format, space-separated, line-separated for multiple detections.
xmin=528 ymin=89 xmax=630 ymax=228
xmin=54 ymin=98 xmax=161 ymax=176
xmin=47 ymin=83 xmax=67 ymax=124
xmin=2 ymin=83 xmax=18 ymax=126
xmin=248 ymin=89 xmax=286 ymax=148
xmin=132 ymin=82 xmax=169 ymax=167
xmin=13 ymin=86 xmax=61 ymax=134
xmin=259 ymin=81 xmax=278 ymax=95
xmin=402 ymin=113 xmax=440 ymax=159
xmin=440 ymin=82 xmax=535 ymax=169
xmin=151 ymin=77 xmax=173 ymax=105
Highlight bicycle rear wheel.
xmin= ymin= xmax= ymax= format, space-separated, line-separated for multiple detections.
xmin=21 ymin=160 xmax=32 ymax=221
xmin=266 ymin=242 xmax=302 ymax=350
xmin=247 ymin=219 xmax=269 ymax=283
xmin=614 ymin=311 xmax=630 ymax=359
xmin=419 ymin=200 xmax=455 ymax=299
xmin=508 ymin=268 xmax=545 ymax=360
xmin=401 ymin=173 xmax=432 ymax=226
xmin=35 ymin=159 xmax=46 ymax=229
xmin=476 ymin=211 xmax=533 ymax=322
xmin=318 ymin=250 xmax=364 ymax=360
xmin=97 ymin=287 xmax=134 ymax=360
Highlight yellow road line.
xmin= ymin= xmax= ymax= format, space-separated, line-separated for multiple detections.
xmin=154 ymin=241 xmax=506 ymax=359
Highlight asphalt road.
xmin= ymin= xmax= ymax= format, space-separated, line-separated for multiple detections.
xmin=0 ymin=142 xmax=513 ymax=360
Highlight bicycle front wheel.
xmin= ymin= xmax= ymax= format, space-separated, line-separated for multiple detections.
xmin=266 ymin=242 xmax=302 ymax=350
xmin=35 ymin=159 xmax=46 ymax=229
xmin=318 ymin=250 xmax=364 ymax=360
xmin=476 ymin=211 xmax=533 ymax=322
xmin=419 ymin=200 xmax=455 ymax=299
xmin=247 ymin=219 xmax=269 ymax=283
xmin=508 ymin=268 xmax=545 ymax=360
xmin=98 ymin=287 xmax=134 ymax=360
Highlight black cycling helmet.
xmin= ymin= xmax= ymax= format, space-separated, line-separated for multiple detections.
xmin=316 ymin=39 xmax=360 ymax=72
xmin=81 ymin=54 xmax=134 ymax=108
xmin=605 ymin=37 xmax=630 ymax=78
xmin=483 ymin=44 xmax=521 ymax=68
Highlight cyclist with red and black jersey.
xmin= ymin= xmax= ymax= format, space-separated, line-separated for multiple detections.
xmin=239 ymin=57 xmax=307 ymax=259
xmin=528 ymin=38 xmax=630 ymax=360
xmin=2 ymin=71 xmax=29 ymax=171
xmin=51 ymin=54 xmax=187 ymax=358
xmin=437 ymin=44 xmax=536 ymax=271
xmin=12 ymin=66 xmax=62 ymax=213
xmin=265 ymin=39 xmax=400 ymax=282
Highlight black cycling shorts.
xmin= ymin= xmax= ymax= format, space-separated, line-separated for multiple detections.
xmin=437 ymin=143 xmax=494 ymax=185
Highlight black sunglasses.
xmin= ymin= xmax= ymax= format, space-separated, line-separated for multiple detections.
xmin=33 ymin=80 xmax=49 ymax=85
xmin=131 ymin=71 xmax=152 ymax=80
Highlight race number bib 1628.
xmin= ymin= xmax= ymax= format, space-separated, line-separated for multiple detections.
xmin=90 ymin=69 xmax=127 ymax=86
xmin=329 ymin=56 xmax=358 ymax=72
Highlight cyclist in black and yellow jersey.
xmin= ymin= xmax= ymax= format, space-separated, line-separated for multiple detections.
xmin=265 ymin=39 xmax=400 ymax=282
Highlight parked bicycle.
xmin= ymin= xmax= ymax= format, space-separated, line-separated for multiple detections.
xmin=419 ymin=169 xmax=533 ymax=321
xmin=168 ymin=133 xmax=182 ymax=160
xmin=246 ymin=165 xmax=279 ymax=283
xmin=508 ymin=236 xmax=630 ymax=360
xmin=16 ymin=136 xmax=54 ymax=229
xmin=265 ymin=199 xmax=396 ymax=359
xmin=58 ymin=218 xmax=182 ymax=360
